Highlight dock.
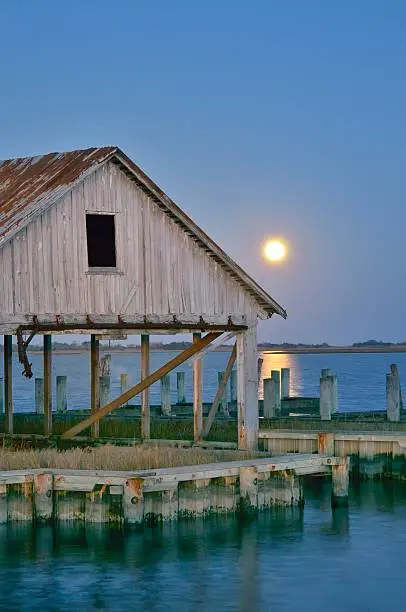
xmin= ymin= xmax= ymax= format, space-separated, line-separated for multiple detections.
xmin=0 ymin=454 xmax=345 ymax=525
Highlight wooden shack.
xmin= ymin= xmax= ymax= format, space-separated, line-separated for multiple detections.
xmin=0 ymin=146 xmax=286 ymax=449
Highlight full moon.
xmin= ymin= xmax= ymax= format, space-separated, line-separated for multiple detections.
xmin=263 ymin=239 xmax=287 ymax=263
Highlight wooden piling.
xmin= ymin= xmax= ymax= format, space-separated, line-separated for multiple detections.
xmin=100 ymin=375 xmax=111 ymax=408
xmin=193 ymin=332 xmax=203 ymax=442
xmin=239 ymin=466 xmax=258 ymax=514
xmin=4 ymin=335 xmax=13 ymax=434
xmin=90 ymin=335 xmax=100 ymax=438
xmin=387 ymin=373 xmax=400 ymax=422
xmin=320 ymin=375 xmax=333 ymax=420
xmin=217 ymin=371 xmax=229 ymax=413
xmin=120 ymin=373 xmax=128 ymax=405
xmin=0 ymin=378 xmax=3 ymax=415
xmin=331 ymin=457 xmax=350 ymax=507
xmin=271 ymin=370 xmax=281 ymax=416
xmin=281 ymin=368 xmax=290 ymax=399
xmin=177 ymin=371 xmax=186 ymax=404
xmin=263 ymin=378 xmax=274 ymax=418
xmin=35 ymin=378 xmax=44 ymax=414
xmin=56 ymin=376 xmax=67 ymax=412
xmin=236 ymin=326 xmax=259 ymax=451
xmin=34 ymin=473 xmax=53 ymax=521
xmin=44 ymin=335 xmax=52 ymax=435
xmin=141 ymin=334 xmax=150 ymax=439
xmin=230 ymin=369 xmax=237 ymax=403
xmin=161 ymin=374 xmax=171 ymax=415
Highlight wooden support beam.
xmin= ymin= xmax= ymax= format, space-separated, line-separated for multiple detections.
xmin=43 ymin=335 xmax=52 ymax=436
xmin=90 ymin=335 xmax=100 ymax=438
xmin=141 ymin=334 xmax=150 ymax=439
xmin=62 ymin=332 xmax=222 ymax=438
xmin=237 ymin=326 xmax=259 ymax=451
xmin=3 ymin=335 xmax=13 ymax=435
xmin=203 ymin=344 xmax=237 ymax=439
xmin=193 ymin=332 xmax=203 ymax=442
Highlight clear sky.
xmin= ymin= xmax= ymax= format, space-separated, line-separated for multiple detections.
xmin=1 ymin=1 xmax=405 ymax=344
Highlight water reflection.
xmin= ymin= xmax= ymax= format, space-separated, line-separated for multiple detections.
xmin=259 ymin=353 xmax=302 ymax=398
xmin=1 ymin=481 xmax=406 ymax=610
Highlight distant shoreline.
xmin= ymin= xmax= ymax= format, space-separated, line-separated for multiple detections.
xmin=16 ymin=344 xmax=406 ymax=355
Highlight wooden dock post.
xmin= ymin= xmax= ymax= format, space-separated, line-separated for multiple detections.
xmin=177 ymin=371 xmax=186 ymax=404
xmin=90 ymin=335 xmax=100 ymax=438
xmin=35 ymin=378 xmax=44 ymax=414
xmin=281 ymin=368 xmax=290 ymax=399
xmin=217 ymin=371 xmax=229 ymax=414
xmin=56 ymin=376 xmax=67 ymax=412
xmin=387 ymin=372 xmax=400 ymax=422
xmin=0 ymin=377 xmax=3 ymax=415
xmin=320 ymin=375 xmax=333 ymax=420
xmin=193 ymin=332 xmax=203 ymax=442
xmin=161 ymin=374 xmax=171 ymax=415
xmin=230 ymin=369 xmax=237 ymax=403
xmin=44 ymin=335 xmax=52 ymax=435
xmin=237 ymin=326 xmax=258 ymax=451
xmin=331 ymin=457 xmax=350 ymax=507
xmin=271 ymin=370 xmax=281 ymax=416
xmin=100 ymin=375 xmax=111 ymax=408
xmin=120 ymin=373 xmax=128 ymax=405
xmin=141 ymin=334 xmax=150 ymax=439
xmin=3 ymin=335 xmax=12 ymax=434
xmin=321 ymin=368 xmax=332 ymax=378
xmin=331 ymin=375 xmax=338 ymax=414
xmin=263 ymin=378 xmax=274 ymax=418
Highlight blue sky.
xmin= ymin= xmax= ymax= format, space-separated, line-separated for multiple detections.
xmin=1 ymin=1 xmax=406 ymax=344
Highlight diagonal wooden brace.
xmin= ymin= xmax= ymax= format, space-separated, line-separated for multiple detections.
xmin=202 ymin=343 xmax=237 ymax=439
xmin=62 ymin=332 xmax=222 ymax=438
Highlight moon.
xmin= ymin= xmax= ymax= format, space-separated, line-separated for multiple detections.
xmin=263 ymin=239 xmax=287 ymax=263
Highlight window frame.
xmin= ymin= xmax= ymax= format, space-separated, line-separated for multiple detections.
xmin=84 ymin=210 xmax=122 ymax=274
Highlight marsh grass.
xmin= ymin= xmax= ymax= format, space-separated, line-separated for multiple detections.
xmin=0 ymin=415 xmax=238 ymax=442
xmin=0 ymin=444 xmax=261 ymax=471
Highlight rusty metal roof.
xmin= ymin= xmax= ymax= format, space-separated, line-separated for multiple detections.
xmin=0 ymin=146 xmax=287 ymax=319
xmin=0 ymin=147 xmax=116 ymax=245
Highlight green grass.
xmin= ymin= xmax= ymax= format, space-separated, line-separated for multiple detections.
xmin=0 ymin=415 xmax=238 ymax=443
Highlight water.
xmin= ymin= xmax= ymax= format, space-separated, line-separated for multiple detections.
xmin=0 ymin=479 xmax=405 ymax=611
xmin=0 ymin=349 xmax=405 ymax=413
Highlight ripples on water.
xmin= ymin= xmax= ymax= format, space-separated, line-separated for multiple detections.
xmin=1 ymin=350 xmax=406 ymax=413
xmin=1 ymin=480 xmax=406 ymax=611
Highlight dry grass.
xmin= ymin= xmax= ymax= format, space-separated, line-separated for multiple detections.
xmin=0 ymin=444 xmax=262 ymax=472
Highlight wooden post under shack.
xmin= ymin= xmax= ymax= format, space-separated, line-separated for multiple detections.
xmin=193 ymin=332 xmax=203 ymax=442
xmin=90 ymin=335 xmax=100 ymax=438
xmin=4 ymin=335 xmax=13 ymax=435
xmin=141 ymin=334 xmax=150 ymax=439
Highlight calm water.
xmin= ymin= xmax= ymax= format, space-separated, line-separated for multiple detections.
xmin=0 ymin=349 xmax=405 ymax=413
xmin=0 ymin=480 xmax=405 ymax=611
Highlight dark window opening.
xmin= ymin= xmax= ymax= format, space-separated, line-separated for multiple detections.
xmin=86 ymin=214 xmax=117 ymax=268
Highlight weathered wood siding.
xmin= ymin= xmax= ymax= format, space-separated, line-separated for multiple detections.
xmin=0 ymin=162 xmax=259 ymax=320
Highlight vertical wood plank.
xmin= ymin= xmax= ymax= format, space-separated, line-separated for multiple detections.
xmin=237 ymin=326 xmax=258 ymax=450
xmin=90 ymin=335 xmax=100 ymax=438
xmin=4 ymin=335 xmax=13 ymax=434
xmin=193 ymin=332 xmax=203 ymax=442
xmin=44 ymin=335 xmax=52 ymax=435
xmin=141 ymin=334 xmax=150 ymax=439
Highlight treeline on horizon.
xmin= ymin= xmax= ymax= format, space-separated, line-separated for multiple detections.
xmin=1 ymin=339 xmax=406 ymax=350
